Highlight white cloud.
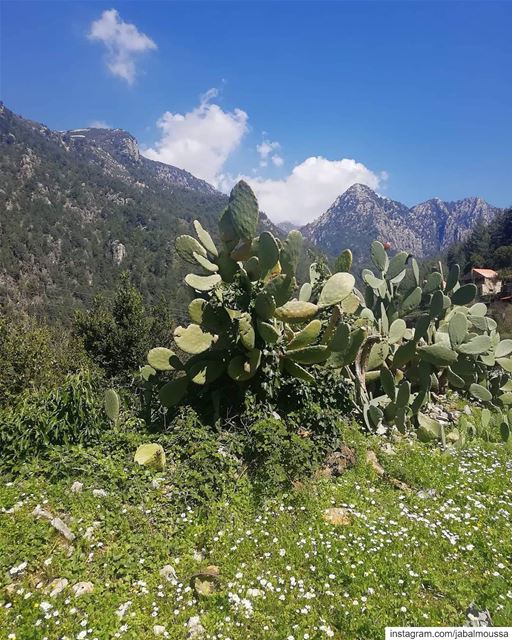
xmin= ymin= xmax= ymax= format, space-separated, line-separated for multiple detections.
xmin=89 ymin=120 xmax=112 ymax=129
xmin=256 ymin=139 xmax=282 ymax=168
xmin=88 ymin=9 xmax=157 ymax=84
xmin=141 ymin=92 xmax=384 ymax=225
xmin=142 ymin=90 xmax=248 ymax=184
xmin=239 ymin=156 xmax=383 ymax=225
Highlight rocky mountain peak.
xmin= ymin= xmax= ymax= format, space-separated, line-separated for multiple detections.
xmin=65 ymin=127 xmax=141 ymax=164
xmin=301 ymin=185 xmax=502 ymax=263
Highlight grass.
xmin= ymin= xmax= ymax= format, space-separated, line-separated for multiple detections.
xmin=1 ymin=427 xmax=511 ymax=639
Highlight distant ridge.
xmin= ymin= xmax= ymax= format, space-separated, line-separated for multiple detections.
xmin=301 ymin=183 xmax=501 ymax=263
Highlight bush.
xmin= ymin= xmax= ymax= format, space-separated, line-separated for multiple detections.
xmin=74 ymin=274 xmax=173 ymax=379
xmin=0 ymin=371 xmax=106 ymax=468
xmin=0 ymin=313 xmax=92 ymax=407
xmin=245 ymin=417 xmax=316 ymax=488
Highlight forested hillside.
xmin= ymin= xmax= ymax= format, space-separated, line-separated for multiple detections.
xmin=447 ymin=207 xmax=512 ymax=275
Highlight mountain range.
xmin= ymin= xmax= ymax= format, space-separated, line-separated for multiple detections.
xmin=301 ymin=183 xmax=502 ymax=265
xmin=0 ymin=103 xmax=503 ymax=321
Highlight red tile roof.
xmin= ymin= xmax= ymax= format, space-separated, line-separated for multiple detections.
xmin=472 ymin=268 xmax=499 ymax=279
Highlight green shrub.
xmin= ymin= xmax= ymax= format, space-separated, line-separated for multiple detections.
xmin=74 ymin=274 xmax=173 ymax=379
xmin=246 ymin=417 xmax=316 ymax=488
xmin=0 ymin=371 xmax=105 ymax=468
xmin=0 ymin=313 xmax=92 ymax=407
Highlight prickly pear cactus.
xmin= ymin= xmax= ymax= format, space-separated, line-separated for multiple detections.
xmin=145 ymin=180 xmax=356 ymax=411
xmin=330 ymin=240 xmax=512 ymax=436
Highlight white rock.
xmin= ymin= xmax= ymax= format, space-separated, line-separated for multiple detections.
xmin=92 ymin=489 xmax=108 ymax=498
xmin=187 ymin=616 xmax=205 ymax=639
xmin=48 ymin=578 xmax=68 ymax=598
xmin=32 ymin=505 xmax=75 ymax=542
xmin=51 ymin=517 xmax=75 ymax=542
xmin=72 ymin=581 xmax=94 ymax=597
xmin=153 ymin=625 xmax=166 ymax=636
xmin=193 ymin=550 xmax=204 ymax=562
xmin=71 ymin=481 xmax=83 ymax=494
xmin=159 ymin=565 xmax=177 ymax=582
xmin=9 ymin=561 xmax=27 ymax=575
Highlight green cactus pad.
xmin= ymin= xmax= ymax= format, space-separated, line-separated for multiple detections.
xmin=299 ymin=282 xmax=312 ymax=302
xmin=380 ymin=368 xmax=396 ymax=402
xmin=218 ymin=207 xmax=239 ymax=247
xmin=457 ymin=335 xmax=492 ymax=355
xmin=287 ymin=319 xmax=322 ymax=350
xmin=134 ymin=443 xmax=166 ymax=472
xmin=227 ymin=349 xmax=261 ymax=381
xmin=335 ymin=249 xmax=353 ymax=273
xmin=387 ymin=251 xmax=409 ymax=280
xmin=402 ymin=287 xmax=422 ymax=313
xmin=257 ymin=320 xmax=280 ymax=344
xmin=445 ymin=264 xmax=460 ymax=292
xmin=239 ymin=313 xmax=256 ymax=350
xmin=495 ymin=339 xmax=512 ymax=358
xmin=274 ymin=301 xmax=319 ymax=323
xmin=230 ymin=240 xmax=253 ymax=262
xmin=419 ymin=344 xmax=458 ymax=366
xmin=448 ymin=312 xmax=468 ymax=348
xmin=318 ymin=272 xmax=355 ymax=308
xmin=280 ymin=230 xmax=303 ymax=276
xmin=429 ymin=290 xmax=445 ymax=319
xmin=285 ymin=345 xmax=329 ymax=364
xmin=451 ymin=283 xmax=477 ymax=306
xmin=447 ymin=367 xmax=465 ymax=388
xmin=217 ymin=250 xmax=239 ymax=283
xmin=185 ymin=273 xmax=222 ymax=291
xmin=148 ymin=347 xmax=175 ymax=371
xmin=411 ymin=258 xmax=420 ymax=286
xmin=193 ymin=252 xmax=219 ymax=272
xmin=396 ymin=381 xmax=411 ymax=408
xmin=309 ymin=263 xmax=322 ymax=287
xmin=341 ymin=292 xmax=361 ymax=315
xmin=283 ymin=358 xmax=315 ymax=383
xmin=254 ymin=289 xmax=276 ymax=320
xmin=469 ymin=383 xmax=492 ymax=402
xmin=159 ymin=375 xmax=188 ymax=408
xmin=423 ymin=271 xmax=443 ymax=294
xmin=140 ymin=365 xmax=157 ymax=381
xmin=245 ymin=256 xmax=261 ymax=281
xmin=388 ymin=318 xmax=407 ymax=344
xmin=189 ymin=298 xmax=206 ymax=324
xmin=468 ymin=302 xmax=487 ymax=317
xmin=264 ymin=274 xmax=294 ymax=307
xmin=367 ymin=342 xmax=389 ymax=370
xmin=104 ymin=389 xmax=120 ymax=424
xmin=188 ymin=359 xmax=226 ymax=385
xmin=174 ymin=324 xmax=214 ymax=354
xmin=497 ymin=358 xmax=512 ymax=373
xmin=227 ymin=181 xmax=259 ymax=240
xmin=176 ymin=235 xmax=207 ymax=264
xmin=417 ymin=413 xmax=443 ymax=442
xmin=193 ymin=220 xmax=218 ymax=257
xmin=363 ymin=270 xmax=385 ymax=291
xmin=413 ymin=314 xmax=431 ymax=342
xmin=343 ymin=328 xmax=366 ymax=365
xmin=393 ymin=340 xmax=417 ymax=368
xmin=201 ymin=304 xmax=232 ymax=334
xmin=329 ymin=322 xmax=350 ymax=353
xmin=258 ymin=232 xmax=280 ymax=276
xmin=370 ymin=240 xmax=389 ymax=272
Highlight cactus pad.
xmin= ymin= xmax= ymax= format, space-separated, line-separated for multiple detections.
xmin=174 ymin=324 xmax=214 ymax=354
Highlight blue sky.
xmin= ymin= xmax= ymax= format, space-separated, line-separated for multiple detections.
xmin=2 ymin=1 xmax=511 ymax=223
